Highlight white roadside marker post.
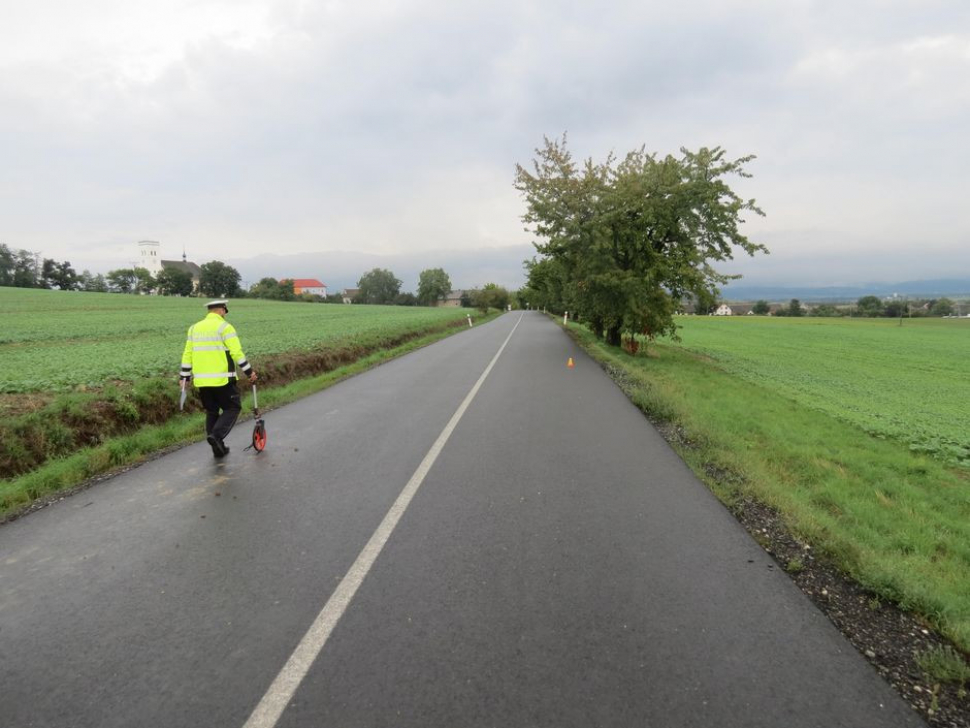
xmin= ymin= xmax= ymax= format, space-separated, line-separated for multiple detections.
xmin=467 ymin=314 xmax=473 ymax=328
xmin=563 ymin=311 xmax=568 ymax=326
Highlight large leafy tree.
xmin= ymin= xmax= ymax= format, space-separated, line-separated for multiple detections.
xmin=0 ymin=243 xmax=14 ymax=286
xmin=12 ymin=249 xmax=38 ymax=288
xmin=522 ymin=257 xmax=569 ymax=313
xmin=515 ymin=136 xmax=766 ymax=346
xmin=83 ymin=272 xmax=109 ymax=292
xmin=249 ymin=277 xmax=295 ymax=301
xmin=856 ymin=295 xmax=884 ymax=317
xmin=472 ymin=282 xmax=510 ymax=313
xmin=199 ymin=260 xmax=241 ymax=297
xmin=156 ymin=267 xmax=195 ymax=296
xmin=357 ymin=268 xmax=402 ymax=305
xmin=417 ymin=268 xmax=452 ymax=306
xmin=40 ymin=258 xmax=58 ymax=289
xmin=931 ymin=298 xmax=954 ymax=316
xmin=133 ymin=267 xmax=155 ymax=294
xmin=106 ymin=268 xmax=138 ymax=293
xmin=53 ymin=260 xmax=80 ymax=290
xmin=884 ymin=299 xmax=906 ymax=318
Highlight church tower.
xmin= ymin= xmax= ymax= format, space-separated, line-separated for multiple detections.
xmin=138 ymin=240 xmax=163 ymax=276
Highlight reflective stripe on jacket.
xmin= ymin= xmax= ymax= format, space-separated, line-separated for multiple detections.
xmin=180 ymin=312 xmax=253 ymax=388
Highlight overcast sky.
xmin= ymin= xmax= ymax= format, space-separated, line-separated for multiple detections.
xmin=2 ymin=0 xmax=968 ymax=288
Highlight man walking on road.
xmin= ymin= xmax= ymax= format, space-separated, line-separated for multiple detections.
xmin=180 ymin=299 xmax=257 ymax=458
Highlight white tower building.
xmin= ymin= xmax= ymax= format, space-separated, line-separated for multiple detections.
xmin=138 ymin=240 xmax=163 ymax=276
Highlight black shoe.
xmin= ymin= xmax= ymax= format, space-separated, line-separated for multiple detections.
xmin=207 ymin=435 xmax=227 ymax=458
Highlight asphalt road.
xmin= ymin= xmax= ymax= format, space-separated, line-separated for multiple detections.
xmin=0 ymin=312 xmax=925 ymax=728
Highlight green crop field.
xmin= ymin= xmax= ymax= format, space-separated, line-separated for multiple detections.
xmin=0 ymin=287 xmax=487 ymax=514
xmin=666 ymin=316 xmax=970 ymax=466
xmin=0 ymin=288 xmax=473 ymax=394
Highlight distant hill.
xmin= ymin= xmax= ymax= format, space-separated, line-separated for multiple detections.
xmin=721 ymin=279 xmax=970 ymax=302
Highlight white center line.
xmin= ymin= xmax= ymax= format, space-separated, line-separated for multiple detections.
xmin=242 ymin=313 xmax=524 ymax=728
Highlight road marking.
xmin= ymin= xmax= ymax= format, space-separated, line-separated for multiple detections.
xmin=242 ymin=313 xmax=524 ymax=728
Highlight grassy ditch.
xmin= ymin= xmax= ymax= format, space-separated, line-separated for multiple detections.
xmin=0 ymin=314 xmax=497 ymax=520
xmin=565 ymin=322 xmax=970 ymax=654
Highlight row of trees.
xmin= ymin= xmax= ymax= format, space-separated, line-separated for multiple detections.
xmin=102 ymin=261 xmax=243 ymax=297
xmin=515 ymin=137 xmax=767 ymax=347
xmin=854 ymin=295 xmax=956 ymax=318
xmin=737 ymin=296 xmax=959 ymax=318
xmin=354 ymin=267 xmax=453 ymax=305
xmin=1 ymin=244 xmax=84 ymax=290
xmin=0 ymin=243 xmax=237 ymax=297
xmin=3 ymin=243 xmax=517 ymax=311
xmin=355 ymin=268 xmax=512 ymax=311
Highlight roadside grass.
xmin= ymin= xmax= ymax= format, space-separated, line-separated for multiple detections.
xmin=917 ymin=645 xmax=970 ymax=687
xmin=566 ymin=323 xmax=970 ymax=653
xmin=0 ymin=314 xmax=498 ymax=520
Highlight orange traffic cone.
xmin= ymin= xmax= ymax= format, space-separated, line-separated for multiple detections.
xmin=567 ymin=357 xmax=574 ymax=368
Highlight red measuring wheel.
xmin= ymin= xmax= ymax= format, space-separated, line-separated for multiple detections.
xmin=247 ymin=384 xmax=268 ymax=453
xmin=252 ymin=416 xmax=267 ymax=452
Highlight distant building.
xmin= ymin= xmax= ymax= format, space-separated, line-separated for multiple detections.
xmin=160 ymin=259 xmax=202 ymax=290
xmin=138 ymin=240 xmax=163 ymax=276
xmin=283 ymin=278 xmax=328 ymax=296
xmin=714 ymin=304 xmax=733 ymax=316
xmin=136 ymin=240 xmax=201 ymax=291
xmin=438 ymin=290 xmax=467 ymax=307
xmin=341 ymin=288 xmax=360 ymax=304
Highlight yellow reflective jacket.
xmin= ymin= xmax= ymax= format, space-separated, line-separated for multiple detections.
xmin=180 ymin=312 xmax=253 ymax=388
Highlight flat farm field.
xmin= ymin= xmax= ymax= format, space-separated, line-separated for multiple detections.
xmin=0 ymin=288 xmax=471 ymax=394
xmin=669 ymin=316 xmax=970 ymax=465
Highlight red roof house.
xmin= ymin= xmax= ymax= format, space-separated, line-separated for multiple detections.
xmin=283 ymin=278 xmax=328 ymax=296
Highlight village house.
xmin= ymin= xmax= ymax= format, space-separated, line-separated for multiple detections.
xmin=283 ymin=278 xmax=328 ymax=296
xmin=341 ymin=288 xmax=360 ymax=304
xmin=438 ymin=290 xmax=467 ymax=307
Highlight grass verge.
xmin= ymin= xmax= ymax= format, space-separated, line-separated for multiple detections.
xmin=0 ymin=313 xmax=499 ymax=521
xmin=917 ymin=646 xmax=970 ymax=687
xmin=565 ymin=322 xmax=970 ymax=653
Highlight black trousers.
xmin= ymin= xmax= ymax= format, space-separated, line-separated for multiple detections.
xmin=198 ymin=381 xmax=242 ymax=442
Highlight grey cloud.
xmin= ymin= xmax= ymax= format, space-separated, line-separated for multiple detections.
xmin=1 ymin=0 xmax=968 ymax=286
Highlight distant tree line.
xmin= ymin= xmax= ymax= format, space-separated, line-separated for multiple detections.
xmin=2 ymin=244 xmax=521 ymax=311
xmin=851 ymin=295 xmax=956 ymax=318
xmin=739 ymin=296 xmax=959 ymax=318
xmin=1 ymin=243 xmax=86 ymax=291
xmin=351 ymin=267 xmax=514 ymax=311
xmin=0 ymin=243 xmax=241 ymax=297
